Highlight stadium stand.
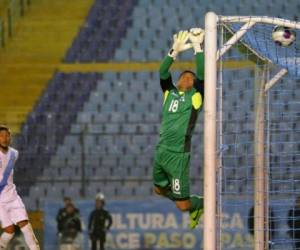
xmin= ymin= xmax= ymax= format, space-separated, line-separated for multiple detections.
xmin=8 ymin=0 xmax=300 ymax=211
xmin=14 ymin=72 xmax=98 ymax=201
xmin=65 ymin=0 xmax=137 ymax=62
xmin=0 ymin=0 xmax=94 ymax=133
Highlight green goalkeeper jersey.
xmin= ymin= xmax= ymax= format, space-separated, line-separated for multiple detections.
xmin=157 ymin=53 xmax=204 ymax=153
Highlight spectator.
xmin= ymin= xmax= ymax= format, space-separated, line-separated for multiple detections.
xmin=58 ymin=203 xmax=82 ymax=250
xmin=88 ymin=193 xmax=112 ymax=250
xmin=288 ymin=196 xmax=300 ymax=249
xmin=56 ymin=197 xmax=79 ymax=234
xmin=248 ymin=206 xmax=275 ymax=248
xmin=56 ymin=198 xmax=81 ymax=250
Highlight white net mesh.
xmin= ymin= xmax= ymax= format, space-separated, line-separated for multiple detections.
xmin=227 ymin=18 xmax=300 ymax=77
xmin=217 ymin=16 xmax=300 ymax=249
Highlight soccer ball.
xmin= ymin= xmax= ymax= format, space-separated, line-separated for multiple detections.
xmin=272 ymin=26 xmax=296 ymax=47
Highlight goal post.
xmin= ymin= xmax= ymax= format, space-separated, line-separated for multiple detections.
xmin=204 ymin=12 xmax=218 ymax=250
xmin=253 ymin=64 xmax=267 ymax=250
xmin=204 ymin=12 xmax=300 ymax=250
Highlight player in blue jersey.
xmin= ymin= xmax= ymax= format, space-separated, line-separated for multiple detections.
xmin=0 ymin=125 xmax=40 ymax=249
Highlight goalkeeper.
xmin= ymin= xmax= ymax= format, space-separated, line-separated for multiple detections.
xmin=153 ymin=28 xmax=204 ymax=229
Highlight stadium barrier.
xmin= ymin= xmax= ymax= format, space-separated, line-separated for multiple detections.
xmin=0 ymin=0 xmax=31 ymax=48
xmin=43 ymin=198 xmax=265 ymax=250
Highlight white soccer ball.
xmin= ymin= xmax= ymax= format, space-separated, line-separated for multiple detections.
xmin=272 ymin=26 xmax=296 ymax=47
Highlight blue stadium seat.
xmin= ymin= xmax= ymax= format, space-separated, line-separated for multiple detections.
xmin=114 ymin=49 xmax=130 ymax=61
xmin=84 ymin=102 xmax=98 ymax=111
xmin=93 ymin=113 xmax=110 ymax=123
xmin=29 ymin=186 xmax=44 ymax=200
xmin=101 ymin=156 xmax=118 ymax=168
xmin=120 ymin=124 xmax=137 ymax=134
xmin=131 ymin=49 xmax=146 ymax=61
xmin=127 ymin=113 xmax=143 ymax=122
xmin=77 ymin=112 xmax=92 ymax=123
xmin=147 ymin=49 xmax=162 ymax=61
xmin=102 ymin=186 xmax=117 ymax=197
xmin=112 ymin=166 xmax=129 ymax=177
xmin=64 ymin=184 xmax=81 ymax=197
xmin=88 ymin=124 xmax=103 ymax=134
xmin=46 ymin=186 xmax=63 ymax=199
xmin=118 ymin=186 xmax=134 ymax=196
xmin=134 ymin=185 xmax=151 ymax=196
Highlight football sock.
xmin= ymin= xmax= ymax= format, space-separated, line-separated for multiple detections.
xmin=190 ymin=195 xmax=203 ymax=212
xmin=20 ymin=224 xmax=40 ymax=250
xmin=0 ymin=232 xmax=14 ymax=248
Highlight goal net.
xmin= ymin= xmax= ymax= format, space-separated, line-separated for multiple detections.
xmin=203 ymin=13 xmax=300 ymax=250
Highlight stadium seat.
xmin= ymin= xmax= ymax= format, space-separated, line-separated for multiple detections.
xmin=64 ymin=184 xmax=82 ymax=197
xmin=102 ymin=186 xmax=117 ymax=197
xmin=134 ymin=185 xmax=151 ymax=196
xmin=127 ymin=113 xmax=143 ymax=123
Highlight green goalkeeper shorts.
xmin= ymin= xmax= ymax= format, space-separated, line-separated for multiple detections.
xmin=153 ymin=145 xmax=191 ymax=200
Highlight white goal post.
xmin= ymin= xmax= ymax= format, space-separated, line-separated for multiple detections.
xmin=204 ymin=12 xmax=300 ymax=250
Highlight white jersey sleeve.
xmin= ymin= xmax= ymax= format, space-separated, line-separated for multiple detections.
xmin=0 ymin=147 xmax=19 ymax=202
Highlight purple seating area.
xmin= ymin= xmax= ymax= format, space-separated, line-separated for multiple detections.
xmin=64 ymin=0 xmax=137 ymax=62
xmin=14 ymin=72 xmax=100 ymax=195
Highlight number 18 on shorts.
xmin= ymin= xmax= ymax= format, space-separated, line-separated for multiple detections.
xmin=172 ymin=178 xmax=181 ymax=194
xmin=153 ymin=147 xmax=191 ymax=200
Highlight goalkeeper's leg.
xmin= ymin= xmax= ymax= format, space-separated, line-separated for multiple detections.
xmin=154 ymin=186 xmax=202 ymax=210
xmin=153 ymin=148 xmax=203 ymax=228
xmin=154 ymin=185 xmax=203 ymax=229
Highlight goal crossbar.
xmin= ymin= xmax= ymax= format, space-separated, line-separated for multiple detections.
xmin=220 ymin=16 xmax=300 ymax=30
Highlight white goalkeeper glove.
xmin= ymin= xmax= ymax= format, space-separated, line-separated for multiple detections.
xmin=168 ymin=30 xmax=192 ymax=60
xmin=189 ymin=27 xmax=205 ymax=54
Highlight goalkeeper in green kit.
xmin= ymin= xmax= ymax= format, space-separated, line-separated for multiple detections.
xmin=153 ymin=28 xmax=205 ymax=229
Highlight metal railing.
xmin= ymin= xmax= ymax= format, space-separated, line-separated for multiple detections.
xmin=0 ymin=0 xmax=31 ymax=48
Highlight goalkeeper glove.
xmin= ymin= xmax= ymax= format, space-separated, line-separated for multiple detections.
xmin=189 ymin=27 xmax=205 ymax=54
xmin=168 ymin=30 xmax=192 ymax=60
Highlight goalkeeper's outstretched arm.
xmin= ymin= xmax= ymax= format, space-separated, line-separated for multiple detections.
xmin=159 ymin=30 xmax=191 ymax=93
xmin=159 ymin=56 xmax=174 ymax=92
